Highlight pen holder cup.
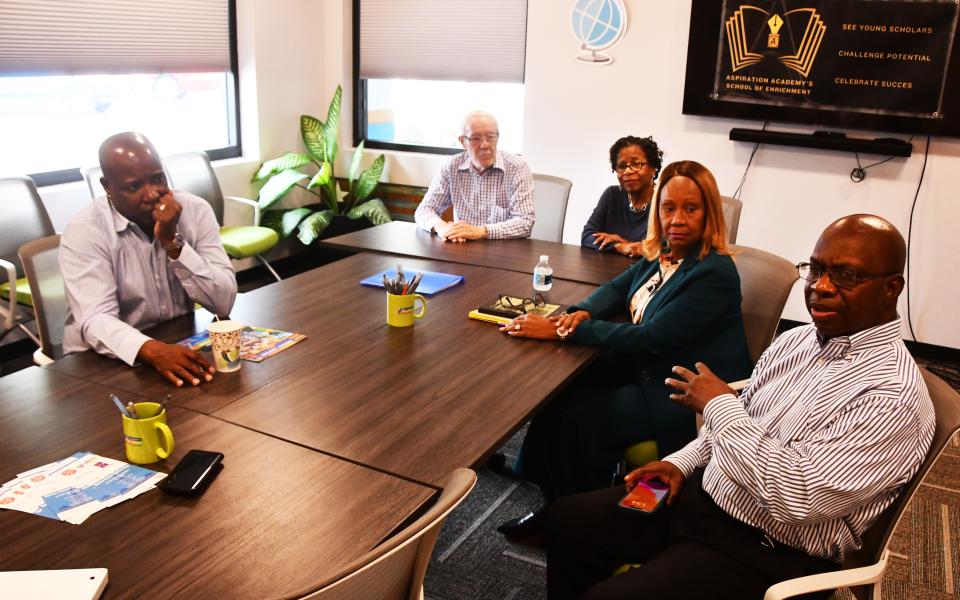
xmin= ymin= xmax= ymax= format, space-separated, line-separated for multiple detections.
xmin=122 ymin=402 xmax=175 ymax=465
xmin=386 ymin=292 xmax=427 ymax=327
xmin=207 ymin=320 xmax=243 ymax=373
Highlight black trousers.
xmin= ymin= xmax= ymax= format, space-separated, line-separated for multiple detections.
xmin=545 ymin=470 xmax=838 ymax=600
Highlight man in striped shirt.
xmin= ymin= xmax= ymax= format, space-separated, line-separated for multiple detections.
xmin=414 ymin=111 xmax=534 ymax=241
xmin=61 ymin=133 xmax=237 ymax=387
xmin=545 ymin=214 xmax=935 ymax=600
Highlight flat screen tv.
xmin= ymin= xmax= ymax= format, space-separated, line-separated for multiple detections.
xmin=682 ymin=0 xmax=960 ymax=138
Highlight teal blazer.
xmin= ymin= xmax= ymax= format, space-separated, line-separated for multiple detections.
xmin=568 ymin=248 xmax=753 ymax=456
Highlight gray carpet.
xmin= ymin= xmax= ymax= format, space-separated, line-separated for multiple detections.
xmin=425 ymin=360 xmax=960 ymax=600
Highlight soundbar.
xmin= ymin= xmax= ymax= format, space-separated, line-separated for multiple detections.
xmin=729 ymin=128 xmax=913 ymax=157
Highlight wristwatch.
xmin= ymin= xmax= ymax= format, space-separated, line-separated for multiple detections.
xmin=162 ymin=232 xmax=184 ymax=253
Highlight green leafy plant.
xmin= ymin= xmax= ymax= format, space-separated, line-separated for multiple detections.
xmin=252 ymin=85 xmax=391 ymax=244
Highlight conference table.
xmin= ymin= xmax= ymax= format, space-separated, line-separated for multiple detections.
xmin=319 ymin=221 xmax=634 ymax=285
xmin=0 ymin=367 xmax=435 ymax=599
xmin=2 ymin=230 xmax=630 ymax=596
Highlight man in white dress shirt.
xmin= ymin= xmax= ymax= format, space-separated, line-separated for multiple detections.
xmin=61 ymin=132 xmax=237 ymax=387
xmin=545 ymin=214 xmax=935 ymax=600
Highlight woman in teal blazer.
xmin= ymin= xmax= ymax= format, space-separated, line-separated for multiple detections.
xmin=497 ymin=161 xmax=752 ymax=536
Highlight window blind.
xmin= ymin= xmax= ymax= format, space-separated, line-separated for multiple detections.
xmin=0 ymin=0 xmax=231 ymax=75
xmin=359 ymin=0 xmax=527 ymax=83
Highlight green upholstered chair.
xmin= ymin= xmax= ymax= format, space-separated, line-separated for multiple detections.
xmin=163 ymin=152 xmax=281 ymax=282
xmin=622 ymin=244 xmax=798 ymax=470
xmin=0 ymin=176 xmax=55 ymax=347
xmin=18 ymin=235 xmax=64 ymax=365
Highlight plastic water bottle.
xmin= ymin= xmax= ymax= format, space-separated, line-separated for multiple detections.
xmin=533 ymin=255 xmax=553 ymax=293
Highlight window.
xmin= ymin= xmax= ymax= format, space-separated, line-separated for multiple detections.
xmin=0 ymin=0 xmax=240 ymax=186
xmin=354 ymin=0 xmax=528 ymax=154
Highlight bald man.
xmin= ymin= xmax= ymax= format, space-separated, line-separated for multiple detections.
xmin=545 ymin=215 xmax=935 ymax=600
xmin=414 ymin=111 xmax=534 ymax=241
xmin=61 ymin=132 xmax=236 ymax=386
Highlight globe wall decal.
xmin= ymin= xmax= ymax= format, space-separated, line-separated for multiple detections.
xmin=571 ymin=0 xmax=628 ymax=64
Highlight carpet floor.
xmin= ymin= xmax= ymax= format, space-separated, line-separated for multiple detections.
xmin=424 ymin=360 xmax=960 ymax=600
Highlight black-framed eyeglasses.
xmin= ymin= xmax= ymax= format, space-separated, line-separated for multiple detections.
xmin=796 ymin=262 xmax=900 ymax=289
xmin=614 ymin=161 xmax=647 ymax=174
xmin=497 ymin=293 xmax=546 ymax=314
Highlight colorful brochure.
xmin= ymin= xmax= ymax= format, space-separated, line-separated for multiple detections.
xmin=178 ymin=326 xmax=307 ymax=362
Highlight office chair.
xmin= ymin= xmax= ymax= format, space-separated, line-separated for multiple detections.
xmin=0 ymin=176 xmax=55 ymax=347
xmin=301 ymin=468 xmax=476 ymax=600
xmin=529 ymin=174 xmax=572 ymax=242
xmin=18 ymin=235 xmax=64 ymax=365
xmin=623 ymin=244 xmax=798 ymax=468
xmin=81 ymin=165 xmax=106 ymax=199
xmin=163 ymin=152 xmax=282 ymax=282
xmin=721 ymin=195 xmax=743 ymax=243
xmin=764 ymin=367 xmax=960 ymax=600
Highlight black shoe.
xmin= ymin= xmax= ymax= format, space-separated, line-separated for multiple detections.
xmin=497 ymin=509 xmax=546 ymax=539
xmin=485 ymin=452 xmax=517 ymax=479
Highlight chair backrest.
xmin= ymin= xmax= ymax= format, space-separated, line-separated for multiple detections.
xmin=18 ymin=235 xmax=65 ymax=359
xmin=721 ymin=195 xmax=743 ymax=244
xmin=0 ymin=176 xmax=55 ymax=279
xmin=730 ymin=244 xmax=798 ymax=364
xmin=163 ymin=151 xmax=225 ymax=225
xmin=844 ymin=368 xmax=960 ymax=581
xmin=81 ymin=165 xmax=106 ymax=199
xmin=301 ymin=468 xmax=477 ymax=600
xmin=529 ymin=174 xmax=572 ymax=242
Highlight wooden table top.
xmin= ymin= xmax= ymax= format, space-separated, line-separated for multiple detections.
xmin=0 ymin=367 xmax=435 ymax=599
xmin=319 ymin=221 xmax=633 ymax=286
xmin=212 ymin=253 xmax=602 ymax=487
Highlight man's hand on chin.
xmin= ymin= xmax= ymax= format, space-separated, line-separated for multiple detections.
xmin=137 ymin=340 xmax=215 ymax=387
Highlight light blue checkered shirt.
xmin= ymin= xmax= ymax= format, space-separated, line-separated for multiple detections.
xmin=414 ymin=150 xmax=535 ymax=239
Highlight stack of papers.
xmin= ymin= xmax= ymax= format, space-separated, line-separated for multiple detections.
xmin=178 ymin=326 xmax=307 ymax=362
xmin=0 ymin=452 xmax=166 ymax=525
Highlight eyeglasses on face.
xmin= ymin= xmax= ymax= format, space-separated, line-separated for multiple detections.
xmin=614 ymin=161 xmax=647 ymax=174
xmin=497 ymin=293 xmax=546 ymax=313
xmin=796 ymin=262 xmax=899 ymax=289
xmin=463 ymin=133 xmax=499 ymax=145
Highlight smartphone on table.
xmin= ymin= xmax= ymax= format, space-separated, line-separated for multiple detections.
xmin=159 ymin=450 xmax=224 ymax=496
xmin=618 ymin=478 xmax=669 ymax=514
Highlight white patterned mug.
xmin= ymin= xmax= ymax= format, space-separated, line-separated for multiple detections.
xmin=207 ymin=320 xmax=243 ymax=372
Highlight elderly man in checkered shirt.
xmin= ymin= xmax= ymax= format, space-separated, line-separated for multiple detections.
xmin=414 ymin=111 xmax=535 ymax=242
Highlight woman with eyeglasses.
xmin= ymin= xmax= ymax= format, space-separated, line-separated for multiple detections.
xmin=581 ymin=136 xmax=663 ymax=256
xmin=497 ymin=160 xmax=752 ymax=539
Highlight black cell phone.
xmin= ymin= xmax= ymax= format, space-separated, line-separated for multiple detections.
xmin=159 ymin=450 xmax=224 ymax=496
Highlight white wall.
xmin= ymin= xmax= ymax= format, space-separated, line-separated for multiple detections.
xmin=325 ymin=0 xmax=960 ymax=349
xmin=35 ymin=0 xmax=960 ymax=349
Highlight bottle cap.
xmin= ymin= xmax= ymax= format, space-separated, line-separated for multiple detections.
xmin=540 ymin=255 xmax=548 ymax=262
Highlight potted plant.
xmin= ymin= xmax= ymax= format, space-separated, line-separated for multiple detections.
xmin=253 ymin=85 xmax=391 ymax=245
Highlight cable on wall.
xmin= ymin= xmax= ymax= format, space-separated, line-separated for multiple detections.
xmin=905 ymin=135 xmax=931 ymax=342
xmin=732 ymin=121 xmax=768 ymax=199
xmin=849 ymin=136 xmax=913 ymax=182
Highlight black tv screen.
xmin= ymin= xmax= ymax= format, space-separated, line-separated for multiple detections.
xmin=682 ymin=0 xmax=960 ymax=137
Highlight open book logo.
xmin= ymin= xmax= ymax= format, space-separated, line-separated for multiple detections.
xmin=725 ymin=5 xmax=826 ymax=77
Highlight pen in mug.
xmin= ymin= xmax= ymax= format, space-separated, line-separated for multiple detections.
xmin=126 ymin=402 xmax=139 ymax=419
xmin=408 ymin=272 xmax=423 ymax=294
xmin=397 ymin=263 xmax=405 ymax=286
xmin=110 ymin=394 xmax=131 ymax=418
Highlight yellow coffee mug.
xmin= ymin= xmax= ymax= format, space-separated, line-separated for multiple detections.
xmin=386 ymin=292 xmax=427 ymax=327
xmin=122 ymin=402 xmax=175 ymax=465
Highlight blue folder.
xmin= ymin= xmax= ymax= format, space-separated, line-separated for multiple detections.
xmin=360 ymin=269 xmax=464 ymax=296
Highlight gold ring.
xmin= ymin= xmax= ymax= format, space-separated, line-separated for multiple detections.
xmin=158 ymin=204 xmax=166 ymax=211
xmin=514 ymin=323 xmax=521 ymax=332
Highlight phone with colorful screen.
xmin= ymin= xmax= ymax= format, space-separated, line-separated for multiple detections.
xmin=618 ymin=479 xmax=669 ymax=514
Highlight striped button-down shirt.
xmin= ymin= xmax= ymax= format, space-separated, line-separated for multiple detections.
xmin=61 ymin=192 xmax=237 ymax=366
xmin=414 ymin=150 xmax=535 ymax=239
xmin=666 ymin=319 xmax=935 ymax=561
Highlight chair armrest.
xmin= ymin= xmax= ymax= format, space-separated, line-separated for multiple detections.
xmin=0 ymin=257 xmax=16 ymax=329
xmin=224 ymin=195 xmax=260 ymax=226
xmin=763 ymin=550 xmax=888 ymax=600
